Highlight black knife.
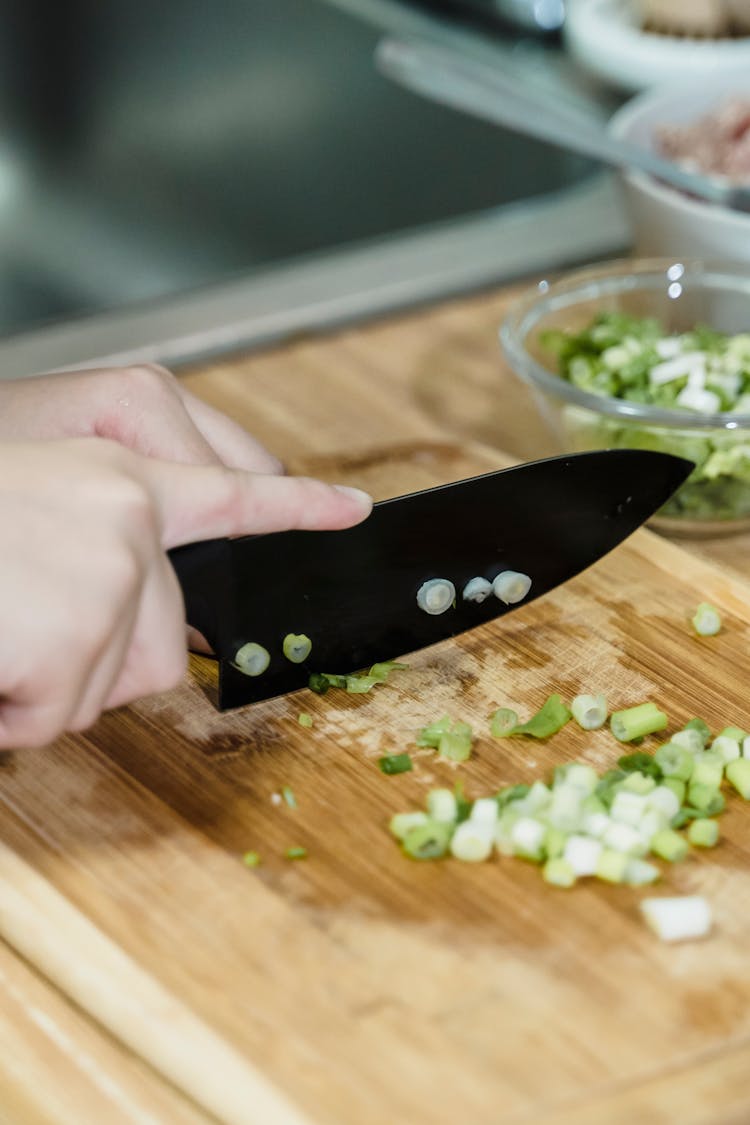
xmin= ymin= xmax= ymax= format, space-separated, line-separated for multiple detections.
xmin=168 ymin=449 xmax=691 ymax=710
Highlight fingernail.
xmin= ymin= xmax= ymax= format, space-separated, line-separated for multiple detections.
xmin=332 ymin=484 xmax=373 ymax=507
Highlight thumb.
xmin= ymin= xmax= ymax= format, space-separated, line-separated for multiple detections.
xmin=141 ymin=460 xmax=373 ymax=548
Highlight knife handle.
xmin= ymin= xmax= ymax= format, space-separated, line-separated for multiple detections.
xmin=167 ymin=538 xmax=234 ymax=658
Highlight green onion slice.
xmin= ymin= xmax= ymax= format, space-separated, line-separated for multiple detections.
xmin=378 ymin=753 xmax=413 ymax=775
xmin=282 ymin=633 xmax=312 ymax=663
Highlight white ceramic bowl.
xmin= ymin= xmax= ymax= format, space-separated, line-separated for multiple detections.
xmin=609 ymin=70 xmax=750 ymax=264
xmin=565 ymin=0 xmax=750 ymax=93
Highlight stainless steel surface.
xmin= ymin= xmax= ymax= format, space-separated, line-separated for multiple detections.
xmin=0 ymin=0 xmax=628 ymax=377
xmin=377 ymin=37 xmax=750 ymax=213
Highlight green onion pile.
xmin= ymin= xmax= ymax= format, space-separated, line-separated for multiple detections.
xmin=389 ymin=700 xmax=750 ymax=928
xmin=541 ymin=312 xmax=750 ymax=521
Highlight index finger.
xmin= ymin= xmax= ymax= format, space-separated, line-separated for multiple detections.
xmin=142 ymin=459 xmax=373 ymax=549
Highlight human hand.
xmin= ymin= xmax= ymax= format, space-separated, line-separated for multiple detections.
xmin=0 ymin=363 xmax=282 ymax=472
xmin=0 ymin=439 xmax=371 ymax=748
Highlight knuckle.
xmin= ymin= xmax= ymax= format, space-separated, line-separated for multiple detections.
xmin=121 ymin=363 xmax=177 ymax=399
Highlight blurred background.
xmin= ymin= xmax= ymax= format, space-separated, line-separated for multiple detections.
xmin=0 ymin=0 xmax=746 ymax=376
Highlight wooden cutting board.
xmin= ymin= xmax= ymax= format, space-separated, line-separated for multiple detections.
xmin=4 ymin=438 xmax=750 ymax=1125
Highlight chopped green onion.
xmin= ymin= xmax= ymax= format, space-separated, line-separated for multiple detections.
xmin=297 ymin=712 xmax=313 ymax=728
xmin=544 ymin=826 xmax=568 ymax=859
xmin=511 ymin=817 xmax=547 ymax=861
xmin=282 ymin=633 xmax=312 ymax=663
xmin=688 ymin=818 xmax=720 ymax=847
xmin=691 ymin=603 xmax=722 ymax=637
xmin=242 ymin=850 xmax=261 ymax=868
xmin=401 ymin=821 xmax=452 ymax=860
xmin=490 ymin=707 xmax=519 ymax=737
xmin=378 ymin=753 xmax=412 ymax=775
xmin=493 ymin=570 xmax=532 ymax=605
xmin=719 ymin=725 xmax=747 ymax=743
xmin=618 ymin=752 xmax=661 ymax=779
xmin=416 ymin=715 xmax=453 ymax=748
xmin=662 ymin=777 xmax=686 ymax=805
xmin=687 ymin=781 xmax=722 ymax=812
xmin=624 ymin=858 xmax=660 ymax=886
xmin=558 ymin=763 xmax=598 ymax=794
xmin=232 ymin=642 xmax=271 ymax=677
xmin=462 ymin=577 xmax=493 ymax=603
xmin=621 ymin=770 xmax=656 ymax=795
xmin=284 ymin=846 xmax=307 ymax=860
xmin=389 ymin=811 xmax=429 ymax=840
xmin=726 ymin=758 xmax=750 ymax=799
xmin=345 ymin=675 xmax=380 ymax=694
xmin=571 ymin=693 xmax=608 ymax=730
xmin=416 ymin=578 xmax=455 ymax=615
xmin=450 ymin=821 xmax=494 ymax=862
xmin=496 ymin=783 xmax=530 ymax=809
xmin=640 ymin=896 xmax=712 ymax=942
xmin=710 ymin=735 xmax=741 ymax=764
xmin=281 ymin=785 xmax=297 ymax=809
xmin=684 ymin=718 xmax=711 ymax=745
xmin=647 ymin=785 xmax=681 ymax=822
xmin=427 ymin=788 xmax=458 ymax=823
xmin=669 ymin=729 xmax=704 ymax=754
xmin=369 ymin=661 xmax=408 ymax=683
xmin=655 ymin=743 xmax=694 ymax=781
xmin=438 ymin=721 xmax=474 ymax=763
xmin=453 ymin=780 xmax=472 ymax=822
xmin=692 ymin=757 xmax=724 ymax=789
xmin=651 ymin=829 xmax=689 ymax=863
xmin=596 ymin=848 xmax=629 ymax=884
xmin=610 ymin=702 xmax=667 ymax=742
xmin=511 ymin=694 xmax=571 ymax=739
xmin=543 ymin=858 xmax=577 ymax=887
xmin=563 ymin=834 xmax=602 ymax=876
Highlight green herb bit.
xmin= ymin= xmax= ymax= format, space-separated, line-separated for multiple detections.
xmin=378 ymin=753 xmax=413 ymax=775
xmin=281 ymin=785 xmax=297 ymax=809
xmin=691 ymin=603 xmax=722 ymax=637
xmin=688 ymin=818 xmax=720 ymax=848
xmin=453 ymin=780 xmax=473 ymax=823
xmin=298 ymin=712 xmax=313 ymax=728
xmin=284 ymin=846 xmax=308 ymax=860
xmin=416 ymin=714 xmax=453 ymax=748
xmin=242 ymin=850 xmax=261 ymax=868
xmin=345 ymin=675 xmax=380 ymax=694
xmin=618 ymin=751 xmax=661 ymax=779
xmin=438 ymin=721 xmax=474 ymax=763
xmin=651 ymin=829 xmax=689 ymax=863
xmin=369 ymin=661 xmax=408 ymax=683
xmin=684 ymin=718 xmax=711 ymax=745
xmin=401 ymin=820 xmax=452 ymax=860
xmin=308 ymin=672 xmax=332 ymax=694
xmin=490 ymin=707 xmax=519 ymax=738
xmin=610 ymin=702 xmax=668 ymax=743
xmin=512 ymin=694 xmax=571 ymax=739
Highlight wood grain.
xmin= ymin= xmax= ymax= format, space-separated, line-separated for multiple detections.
xmin=4 ymin=283 xmax=750 ymax=1122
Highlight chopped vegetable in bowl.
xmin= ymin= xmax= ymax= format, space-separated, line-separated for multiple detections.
xmin=500 ymin=260 xmax=750 ymax=534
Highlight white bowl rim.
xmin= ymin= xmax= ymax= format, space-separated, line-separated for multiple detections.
xmin=609 ymin=71 xmax=750 ymax=226
xmin=500 ymin=257 xmax=750 ymax=429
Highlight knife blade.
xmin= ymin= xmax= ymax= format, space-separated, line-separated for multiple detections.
xmin=168 ymin=449 xmax=691 ymax=710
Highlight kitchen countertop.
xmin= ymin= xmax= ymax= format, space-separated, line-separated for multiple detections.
xmin=3 ymin=278 xmax=750 ymax=1123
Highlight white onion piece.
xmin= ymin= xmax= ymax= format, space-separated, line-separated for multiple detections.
xmin=416 ymin=578 xmax=455 ymax=615
xmin=640 ymin=896 xmax=713 ymax=942
xmin=462 ymin=576 xmax=493 ymax=603
xmin=493 ymin=570 xmax=532 ymax=605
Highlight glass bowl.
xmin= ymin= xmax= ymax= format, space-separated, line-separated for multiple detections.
xmin=500 ymin=259 xmax=750 ymax=537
